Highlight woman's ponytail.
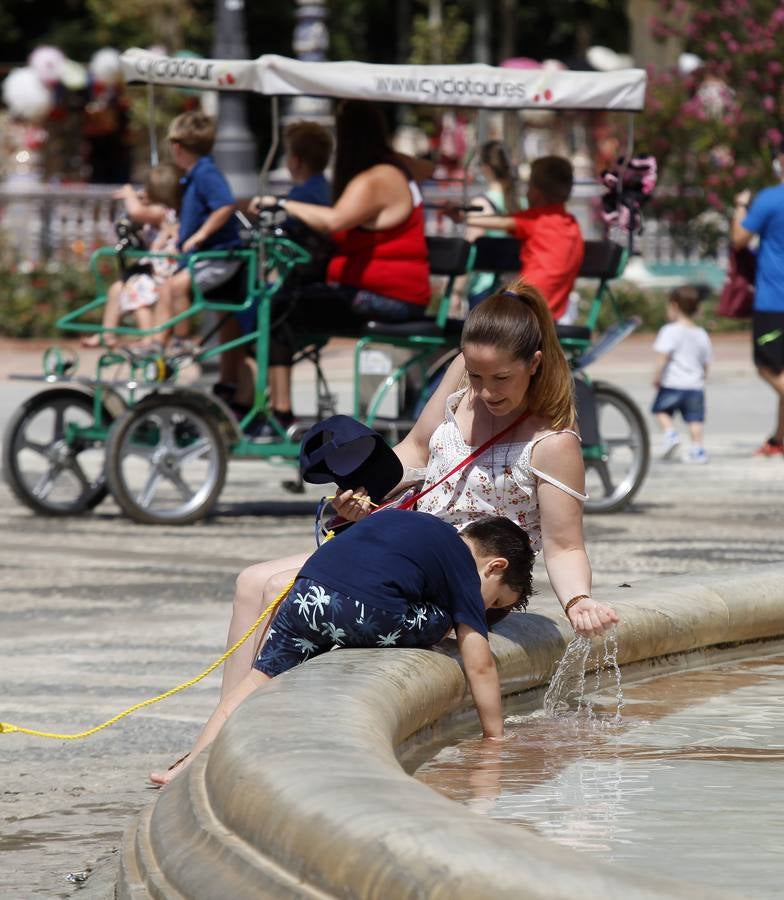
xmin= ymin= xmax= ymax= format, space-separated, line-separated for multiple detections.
xmin=512 ymin=280 xmax=575 ymax=429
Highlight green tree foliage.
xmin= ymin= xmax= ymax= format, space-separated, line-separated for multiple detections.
xmin=409 ymin=4 xmax=470 ymax=66
xmin=638 ymin=0 xmax=784 ymax=238
xmin=85 ymin=0 xmax=212 ymax=56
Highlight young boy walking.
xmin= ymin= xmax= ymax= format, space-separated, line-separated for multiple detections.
xmin=152 ymin=510 xmax=534 ymax=785
xmin=652 ymin=286 xmax=713 ymax=463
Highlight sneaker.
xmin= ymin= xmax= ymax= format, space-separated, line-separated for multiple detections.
xmin=167 ymin=337 xmax=199 ymax=358
xmin=211 ymin=381 xmax=237 ymax=404
xmin=686 ymin=446 xmax=709 ymax=464
xmin=753 ymin=438 xmax=784 ymax=457
xmin=660 ymin=429 xmax=681 ymax=460
xmin=253 ymin=411 xmax=297 ymax=441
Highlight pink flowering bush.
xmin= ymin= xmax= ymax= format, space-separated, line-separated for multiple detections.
xmin=637 ymin=0 xmax=784 ymax=251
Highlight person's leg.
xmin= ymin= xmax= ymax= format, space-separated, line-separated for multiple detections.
xmin=133 ymin=304 xmax=155 ymax=335
xmin=264 ymin=328 xmax=297 ymax=421
xmin=154 ymin=269 xmax=192 ymax=344
xmin=82 ymin=280 xmax=122 ymax=347
xmin=652 ymin=389 xmax=681 ymax=459
xmin=219 ymin=553 xmax=309 ymax=698
xmin=687 ymin=420 xmax=704 ymax=446
xmin=756 ymin=366 xmax=784 ymax=443
xmin=683 ymin=391 xmax=707 ymax=463
xmin=170 ymin=269 xmax=194 ymax=339
xmin=751 ymin=313 xmax=784 ymax=452
xmin=268 ymin=366 xmax=293 ymax=415
xmin=150 ymin=668 xmax=270 ymax=785
xmin=152 ymin=576 xmax=360 ymax=786
xmin=350 ymin=290 xmax=427 ymax=323
xmin=683 ymin=390 xmax=704 ymax=445
xmin=232 ymin=356 xmax=258 ymax=409
xmin=217 ymin=315 xmax=245 ymax=386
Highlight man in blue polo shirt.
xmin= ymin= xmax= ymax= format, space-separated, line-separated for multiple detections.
xmin=151 ymin=511 xmax=534 ymax=785
xmin=732 ymin=140 xmax=784 ymax=455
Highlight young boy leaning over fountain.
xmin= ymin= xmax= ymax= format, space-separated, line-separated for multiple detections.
xmin=152 ymin=510 xmax=534 ymax=785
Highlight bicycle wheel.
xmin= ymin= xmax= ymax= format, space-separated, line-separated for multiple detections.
xmin=3 ymin=388 xmax=111 ymax=515
xmin=583 ymin=381 xmax=649 ymax=514
xmin=105 ymin=394 xmax=227 ymax=525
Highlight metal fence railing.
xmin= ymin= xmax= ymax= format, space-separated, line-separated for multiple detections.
xmin=0 ymin=180 xmax=729 ymax=287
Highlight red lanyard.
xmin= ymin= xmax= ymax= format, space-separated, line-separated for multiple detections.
xmin=383 ymin=408 xmax=532 ymax=512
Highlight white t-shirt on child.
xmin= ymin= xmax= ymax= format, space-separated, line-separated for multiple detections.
xmin=653 ymin=322 xmax=712 ymax=390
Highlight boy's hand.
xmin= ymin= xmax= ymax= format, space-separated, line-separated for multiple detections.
xmin=734 ymin=189 xmax=751 ymax=207
xmin=112 ymin=183 xmax=137 ymax=201
xmin=457 ymin=625 xmax=504 ymax=738
xmin=442 ymin=202 xmax=465 ymax=224
xmin=567 ymin=597 xmax=619 ymax=637
xmin=182 ymin=231 xmax=204 ymax=253
xmin=331 ymin=488 xmax=373 ymax=522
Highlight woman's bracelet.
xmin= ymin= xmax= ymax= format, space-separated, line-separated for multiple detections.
xmin=564 ymin=594 xmax=591 ymax=615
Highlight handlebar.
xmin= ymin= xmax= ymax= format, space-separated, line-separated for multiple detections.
xmin=424 ymin=202 xmax=486 ymax=213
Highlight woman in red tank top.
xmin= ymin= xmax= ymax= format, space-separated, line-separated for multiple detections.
xmin=250 ymin=101 xmax=434 ymax=425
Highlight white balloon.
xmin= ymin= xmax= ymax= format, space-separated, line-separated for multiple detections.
xmin=586 ymin=45 xmax=633 ymax=72
xmin=2 ymin=67 xmax=53 ymax=120
xmin=28 ymin=45 xmax=67 ymax=86
xmin=678 ymin=52 xmax=703 ymax=75
xmin=90 ymin=47 xmax=122 ymax=85
xmin=61 ymin=59 xmax=88 ymax=91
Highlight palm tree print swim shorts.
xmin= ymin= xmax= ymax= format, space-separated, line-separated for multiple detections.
xmin=253 ymin=577 xmax=452 ymax=677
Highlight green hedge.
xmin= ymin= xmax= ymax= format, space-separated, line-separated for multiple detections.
xmin=580 ymin=283 xmax=749 ymax=335
xmin=0 ymin=262 xmax=105 ymax=339
xmin=0 ymin=261 xmax=751 ymax=340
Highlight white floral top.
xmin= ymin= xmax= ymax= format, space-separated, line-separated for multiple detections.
xmin=414 ymin=389 xmax=587 ymax=552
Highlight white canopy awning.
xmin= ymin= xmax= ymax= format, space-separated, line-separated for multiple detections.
xmin=120 ymin=49 xmax=647 ymax=112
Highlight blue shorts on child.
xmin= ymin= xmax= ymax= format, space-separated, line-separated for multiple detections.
xmin=651 ymin=387 xmax=705 ymax=423
xmin=255 ymin=577 xmax=451 ymax=677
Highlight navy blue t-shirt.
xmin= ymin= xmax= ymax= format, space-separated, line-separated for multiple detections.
xmin=288 ymin=173 xmax=331 ymax=206
xmin=178 ymin=155 xmax=242 ymax=252
xmin=299 ymin=509 xmax=488 ymax=637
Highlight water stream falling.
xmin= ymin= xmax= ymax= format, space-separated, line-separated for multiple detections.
xmin=542 ymin=628 xmax=623 ymax=723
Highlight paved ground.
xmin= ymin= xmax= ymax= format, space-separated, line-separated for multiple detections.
xmin=1 ymin=330 xmax=783 ymax=898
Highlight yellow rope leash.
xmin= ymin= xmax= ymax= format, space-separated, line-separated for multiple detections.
xmin=0 ymin=577 xmax=296 ymax=740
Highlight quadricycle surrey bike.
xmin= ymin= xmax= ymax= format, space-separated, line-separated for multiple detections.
xmin=3 ymin=50 xmax=650 ymax=525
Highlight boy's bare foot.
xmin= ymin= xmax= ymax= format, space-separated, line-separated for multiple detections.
xmin=80 ymin=333 xmax=119 ymax=349
xmin=127 ymin=339 xmax=165 ymax=356
xmin=149 ymin=752 xmax=190 ymax=787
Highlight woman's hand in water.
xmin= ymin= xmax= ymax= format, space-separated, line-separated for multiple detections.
xmin=567 ymin=597 xmax=619 ymax=637
xmin=331 ymin=488 xmax=374 ymax=522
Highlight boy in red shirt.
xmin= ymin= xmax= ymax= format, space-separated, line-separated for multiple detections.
xmin=465 ymin=155 xmax=584 ymax=321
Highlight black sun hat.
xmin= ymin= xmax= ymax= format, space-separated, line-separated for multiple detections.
xmin=299 ymin=415 xmax=403 ymax=504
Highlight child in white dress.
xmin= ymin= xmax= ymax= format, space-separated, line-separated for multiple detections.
xmin=81 ymin=163 xmax=181 ymax=348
